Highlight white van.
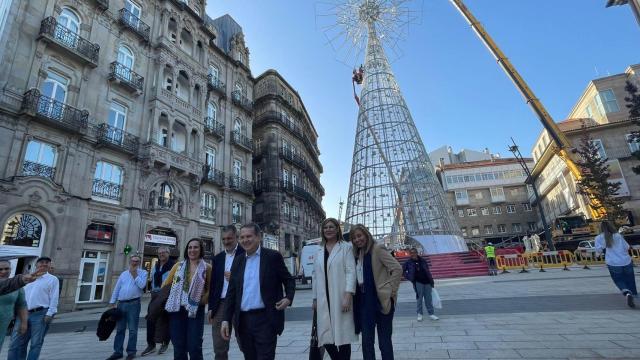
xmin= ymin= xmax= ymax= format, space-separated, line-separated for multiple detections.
xmin=299 ymin=238 xmax=321 ymax=284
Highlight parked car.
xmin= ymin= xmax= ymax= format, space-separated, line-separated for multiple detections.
xmin=576 ymin=240 xmax=595 ymax=252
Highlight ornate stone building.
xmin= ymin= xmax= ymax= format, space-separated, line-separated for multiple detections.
xmin=0 ymin=0 xmax=254 ymax=310
xmin=253 ymin=70 xmax=325 ymax=272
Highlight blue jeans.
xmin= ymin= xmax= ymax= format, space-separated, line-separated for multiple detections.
xmin=607 ymin=263 xmax=638 ymax=296
xmin=169 ymin=306 xmax=205 ymax=360
xmin=361 ymin=303 xmax=394 ymax=360
xmin=7 ymin=308 xmax=50 ymax=360
xmin=415 ymin=282 xmax=434 ymax=315
xmin=113 ymin=299 xmax=141 ymax=357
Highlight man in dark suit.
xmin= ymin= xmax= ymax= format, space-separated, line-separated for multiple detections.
xmin=221 ymin=223 xmax=295 ymax=360
xmin=207 ymin=225 xmax=244 ymax=360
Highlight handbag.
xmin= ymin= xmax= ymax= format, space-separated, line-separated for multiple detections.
xmin=309 ymin=309 xmax=324 ymax=360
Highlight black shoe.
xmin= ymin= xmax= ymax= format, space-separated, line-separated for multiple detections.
xmin=627 ymin=293 xmax=636 ymax=308
xmin=106 ymin=355 xmax=123 ymax=360
xmin=141 ymin=346 xmax=156 ymax=356
xmin=126 ymin=355 xmax=136 ymax=360
xmin=158 ymin=343 xmax=169 ymax=355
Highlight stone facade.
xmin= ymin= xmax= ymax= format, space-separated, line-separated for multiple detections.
xmin=530 ymin=64 xmax=640 ymax=228
xmin=438 ymin=158 xmax=539 ymax=249
xmin=252 ymin=70 xmax=325 ymax=274
xmin=0 ymin=0 xmax=255 ymax=311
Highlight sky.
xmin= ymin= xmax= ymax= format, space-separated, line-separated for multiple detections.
xmin=206 ymin=0 xmax=640 ymax=220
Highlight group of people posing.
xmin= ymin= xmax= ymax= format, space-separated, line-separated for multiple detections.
xmin=104 ymin=219 xmax=436 ymax=360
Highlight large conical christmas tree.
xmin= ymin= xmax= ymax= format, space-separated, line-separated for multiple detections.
xmin=344 ymin=8 xmax=465 ymax=253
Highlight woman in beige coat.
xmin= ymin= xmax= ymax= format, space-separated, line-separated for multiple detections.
xmin=312 ymin=218 xmax=357 ymax=360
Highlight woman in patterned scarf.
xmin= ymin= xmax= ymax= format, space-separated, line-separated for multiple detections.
xmin=163 ymin=238 xmax=212 ymax=359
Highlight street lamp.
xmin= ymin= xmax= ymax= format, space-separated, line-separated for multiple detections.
xmin=508 ymin=138 xmax=555 ymax=251
xmin=606 ymin=0 xmax=640 ymax=27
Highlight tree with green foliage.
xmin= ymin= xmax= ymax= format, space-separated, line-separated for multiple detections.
xmin=624 ymin=80 xmax=640 ymax=174
xmin=575 ymin=133 xmax=626 ymax=223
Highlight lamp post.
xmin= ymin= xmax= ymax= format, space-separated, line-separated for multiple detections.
xmin=606 ymin=0 xmax=640 ymax=27
xmin=508 ymin=138 xmax=555 ymax=251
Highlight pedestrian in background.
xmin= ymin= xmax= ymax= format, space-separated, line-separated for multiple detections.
xmin=484 ymin=242 xmax=497 ymax=276
xmin=207 ymin=225 xmax=244 ymax=360
xmin=312 ymin=218 xmax=357 ymax=360
xmin=8 ymin=256 xmax=59 ymax=360
xmin=402 ymin=248 xmax=438 ymax=321
xmin=164 ymin=238 xmax=212 ymax=360
xmin=0 ymin=260 xmax=27 ymax=353
xmin=141 ymin=247 xmax=174 ymax=357
xmin=106 ymin=255 xmax=147 ymax=360
xmin=350 ymin=224 xmax=402 ymax=360
xmin=595 ymin=221 xmax=638 ymax=308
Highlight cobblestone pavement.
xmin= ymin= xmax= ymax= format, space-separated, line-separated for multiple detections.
xmin=2 ymin=266 xmax=640 ymax=359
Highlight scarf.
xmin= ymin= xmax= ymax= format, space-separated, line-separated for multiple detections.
xmin=165 ymin=260 xmax=207 ymax=318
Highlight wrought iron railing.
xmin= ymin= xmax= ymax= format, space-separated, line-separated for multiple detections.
xmin=22 ymin=161 xmax=55 ymax=180
xmin=204 ymin=169 xmax=226 ymax=187
xmin=204 ymin=118 xmax=225 ymax=138
xmin=39 ymin=17 xmax=99 ymax=64
xmin=157 ymin=195 xmax=174 ymax=209
xmin=207 ymin=74 xmax=225 ymax=96
xmin=231 ymin=131 xmax=253 ymax=152
xmin=229 ymin=176 xmax=253 ymax=195
xmin=118 ymin=8 xmax=150 ymax=42
xmin=200 ymin=207 xmax=216 ymax=221
xmin=109 ymin=61 xmax=144 ymax=92
xmin=95 ymin=0 xmax=109 ymax=10
xmin=96 ymin=123 xmax=139 ymax=154
xmin=92 ymin=179 xmax=122 ymax=201
xmin=22 ymin=89 xmax=89 ymax=130
xmin=231 ymin=90 xmax=253 ymax=113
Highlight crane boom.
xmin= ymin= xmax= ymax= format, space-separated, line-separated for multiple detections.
xmin=449 ymin=0 xmax=603 ymax=220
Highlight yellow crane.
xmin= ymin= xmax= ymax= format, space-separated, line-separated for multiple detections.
xmin=449 ymin=0 xmax=604 ymax=220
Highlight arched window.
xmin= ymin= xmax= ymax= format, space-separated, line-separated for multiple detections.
xmin=207 ymin=103 xmax=217 ymax=122
xmin=159 ymin=182 xmax=173 ymax=208
xmin=233 ymin=118 xmax=242 ymax=134
xmin=200 ymin=193 xmax=216 ymax=221
xmin=58 ymin=8 xmax=80 ymax=34
xmin=1 ymin=213 xmax=44 ymax=248
xmin=117 ymin=45 xmax=134 ymax=70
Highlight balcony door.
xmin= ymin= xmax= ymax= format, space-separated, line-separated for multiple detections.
xmin=56 ymin=8 xmax=80 ymax=48
xmin=117 ymin=46 xmax=134 ymax=82
xmin=39 ymin=73 xmax=68 ymax=120
xmin=124 ymin=0 xmax=141 ymax=28
xmin=107 ymin=103 xmax=127 ymax=144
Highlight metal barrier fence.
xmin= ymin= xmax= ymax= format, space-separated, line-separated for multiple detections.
xmin=495 ymin=247 xmax=640 ymax=273
xmin=573 ymin=249 xmax=605 ymax=269
xmin=496 ymin=253 xmax=529 ymax=273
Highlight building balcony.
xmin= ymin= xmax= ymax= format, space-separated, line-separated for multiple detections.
xmin=280 ymin=180 xmax=294 ymax=194
xmin=140 ymin=142 xmax=201 ymax=177
xmin=118 ymin=8 xmax=150 ymax=42
xmin=207 ymin=75 xmax=226 ymax=98
xmin=203 ymin=169 xmax=225 ymax=187
xmin=254 ymin=179 xmax=274 ymax=194
xmin=279 ymin=147 xmax=307 ymax=169
xmin=231 ymin=131 xmax=253 ymax=152
xmin=22 ymin=161 xmax=55 ymax=180
xmin=37 ymin=17 xmax=99 ymax=67
xmin=490 ymin=195 xmax=505 ymax=203
xmin=157 ymin=87 xmax=201 ymax=118
xmin=204 ymin=118 xmax=225 ymax=140
xmin=94 ymin=0 xmax=109 ymax=10
xmin=231 ymin=91 xmax=253 ymax=114
xmin=229 ymin=176 xmax=253 ymax=196
xmin=92 ymin=179 xmax=122 ymax=201
xmin=96 ymin=123 xmax=139 ymax=156
xmin=255 ymin=111 xmax=304 ymax=139
xmin=304 ymin=192 xmax=324 ymax=214
xmin=232 ymin=214 xmax=243 ymax=225
xmin=21 ymin=89 xmax=88 ymax=133
xmin=200 ymin=207 xmax=216 ymax=222
xmin=108 ymin=62 xmax=144 ymax=94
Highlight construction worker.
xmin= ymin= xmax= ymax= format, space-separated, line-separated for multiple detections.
xmin=484 ymin=242 xmax=497 ymax=276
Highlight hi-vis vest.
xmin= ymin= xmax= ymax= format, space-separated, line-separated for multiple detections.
xmin=484 ymin=245 xmax=496 ymax=258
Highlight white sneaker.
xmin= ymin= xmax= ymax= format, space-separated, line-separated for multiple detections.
xmin=417 ymin=314 xmax=423 ymax=321
xmin=429 ymin=314 xmax=439 ymax=321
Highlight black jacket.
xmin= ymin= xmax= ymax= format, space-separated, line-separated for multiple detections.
xmin=223 ymin=247 xmax=295 ymax=336
xmin=208 ymin=246 xmax=245 ymax=315
xmin=96 ymin=308 xmax=122 ymax=341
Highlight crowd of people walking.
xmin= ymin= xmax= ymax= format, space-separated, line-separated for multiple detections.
xmin=2 ymin=219 xmax=638 ymax=360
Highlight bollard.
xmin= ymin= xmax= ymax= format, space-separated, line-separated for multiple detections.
xmin=519 ymin=265 xmax=529 ymax=273
xmin=539 ymin=262 xmax=545 ymax=272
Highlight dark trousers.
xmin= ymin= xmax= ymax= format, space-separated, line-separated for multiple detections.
xmin=324 ymin=344 xmax=351 ymax=360
xmin=169 ymin=306 xmax=205 ymax=360
xmin=237 ymin=310 xmax=277 ymax=360
xmin=608 ymin=262 xmax=638 ymax=296
xmin=147 ymin=292 xmax=170 ymax=347
xmin=361 ymin=305 xmax=394 ymax=360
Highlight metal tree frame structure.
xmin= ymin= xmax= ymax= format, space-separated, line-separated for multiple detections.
xmin=320 ymin=0 xmax=466 ymax=252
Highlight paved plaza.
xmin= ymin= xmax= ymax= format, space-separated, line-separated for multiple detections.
xmin=2 ymin=265 xmax=640 ymax=359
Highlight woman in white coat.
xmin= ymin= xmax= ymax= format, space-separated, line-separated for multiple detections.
xmin=312 ymin=218 xmax=357 ymax=360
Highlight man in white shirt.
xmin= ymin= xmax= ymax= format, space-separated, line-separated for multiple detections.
xmin=7 ymin=256 xmax=59 ymax=360
xmin=106 ymin=255 xmax=148 ymax=360
xmin=207 ymin=225 xmax=244 ymax=360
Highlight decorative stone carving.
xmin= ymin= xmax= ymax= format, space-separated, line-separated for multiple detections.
xmin=28 ymin=191 xmax=42 ymax=208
